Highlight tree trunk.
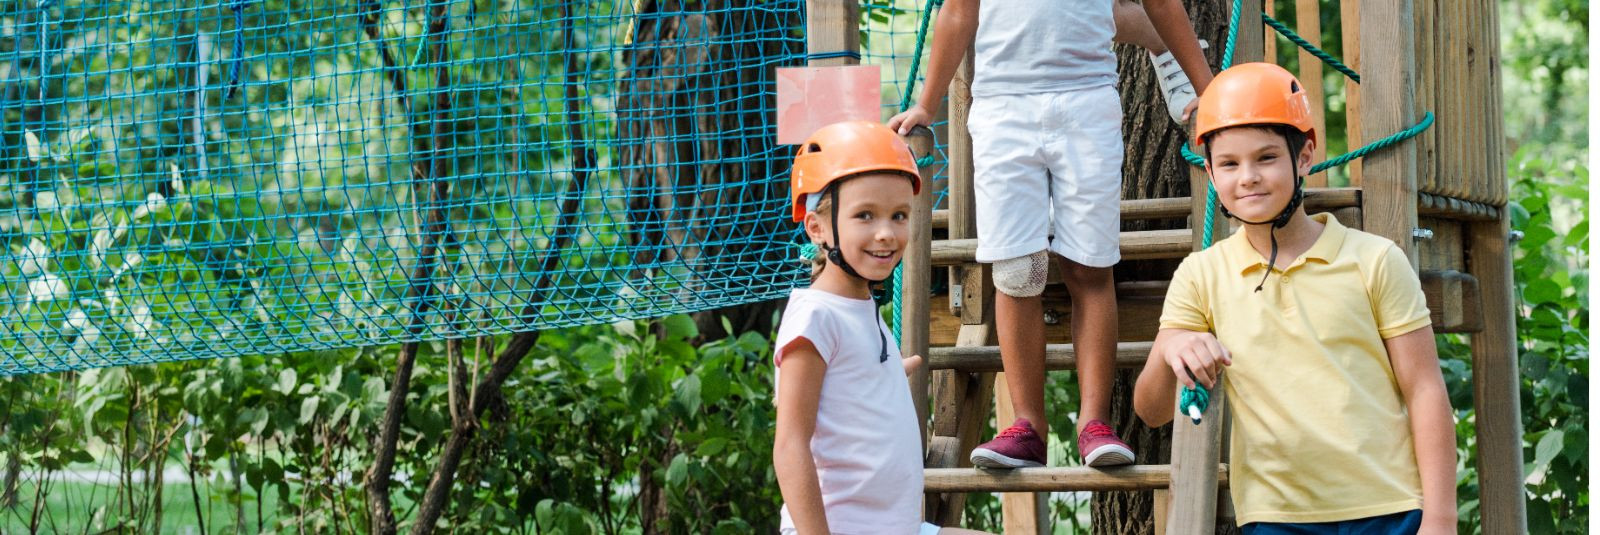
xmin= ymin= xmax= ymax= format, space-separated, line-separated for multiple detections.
xmin=1093 ymin=1 xmax=1239 ymax=534
xmin=618 ymin=0 xmax=803 ymax=341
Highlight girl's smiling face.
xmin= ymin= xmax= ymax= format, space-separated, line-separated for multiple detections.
xmin=805 ymin=173 xmax=915 ymax=285
xmin=1205 ymin=126 xmax=1315 ymax=222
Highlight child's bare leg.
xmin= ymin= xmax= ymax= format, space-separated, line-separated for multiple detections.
xmin=1059 ymin=259 xmax=1117 ymax=430
xmin=996 ymin=292 xmax=1049 ymax=439
xmin=1113 ymin=0 xmax=1167 ymax=54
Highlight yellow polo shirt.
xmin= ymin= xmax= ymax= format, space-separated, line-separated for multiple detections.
xmin=1160 ymin=213 xmax=1431 ymax=525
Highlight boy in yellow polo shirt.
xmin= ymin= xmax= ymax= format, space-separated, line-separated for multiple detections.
xmin=1132 ymin=63 xmax=1457 ymax=534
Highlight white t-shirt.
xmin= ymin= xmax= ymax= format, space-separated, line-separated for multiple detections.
xmin=774 ymin=288 xmax=924 ymax=534
xmin=972 ymin=0 xmax=1116 ymax=97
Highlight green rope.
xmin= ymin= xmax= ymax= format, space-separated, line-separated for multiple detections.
xmin=898 ymin=0 xmax=944 ymax=112
xmin=1178 ymin=374 xmax=1211 ymax=424
xmin=1262 ymin=14 xmax=1360 ymax=83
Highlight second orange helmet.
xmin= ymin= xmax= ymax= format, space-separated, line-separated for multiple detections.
xmin=1193 ymin=62 xmax=1317 ymax=148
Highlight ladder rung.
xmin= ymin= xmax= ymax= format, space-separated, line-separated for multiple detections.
xmin=926 ymin=342 xmax=1152 ymax=372
xmin=924 ymin=464 xmax=1229 ymax=493
xmin=930 ymin=230 xmax=1193 ymax=266
xmin=928 ymin=188 xmax=1361 ymax=230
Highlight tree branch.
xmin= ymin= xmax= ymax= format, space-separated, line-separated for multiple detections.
xmin=361 ymin=1 xmax=458 ymax=533
xmin=407 ymin=3 xmax=597 ymax=531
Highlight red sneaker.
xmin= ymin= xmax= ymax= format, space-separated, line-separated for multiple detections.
xmin=970 ymin=418 xmax=1047 ymax=469
xmin=1078 ymin=419 xmax=1135 ymax=467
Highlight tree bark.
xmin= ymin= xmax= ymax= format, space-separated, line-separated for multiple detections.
xmin=1093 ymin=1 xmax=1239 ymax=534
xmin=618 ymin=0 xmax=803 ymax=341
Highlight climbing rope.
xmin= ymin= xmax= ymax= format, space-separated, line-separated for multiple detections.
xmin=1261 ymin=13 xmax=1360 ymax=83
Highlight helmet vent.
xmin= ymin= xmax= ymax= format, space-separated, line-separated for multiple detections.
xmin=1290 ymin=80 xmax=1301 ymax=93
xmin=807 ymin=143 xmax=822 ymax=153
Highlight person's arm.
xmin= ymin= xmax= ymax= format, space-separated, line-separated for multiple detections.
xmin=773 ymin=338 xmax=829 ymax=533
xmin=888 ymin=0 xmax=979 ymax=134
xmin=1384 ymin=326 xmax=1458 ymax=533
xmin=1134 ymin=328 xmax=1231 ymax=427
xmin=1141 ymin=0 xmax=1213 ymax=96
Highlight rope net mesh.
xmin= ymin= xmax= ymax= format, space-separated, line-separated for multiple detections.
xmin=0 ymin=1 xmax=950 ymax=374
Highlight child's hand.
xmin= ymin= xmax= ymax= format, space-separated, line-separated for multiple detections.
xmin=887 ymin=105 xmax=933 ymax=135
xmin=1161 ymin=331 xmax=1231 ymax=389
xmin=902 ymin=354 xmax=924 ymax=377
xmin=1181 ymin=99 xmax=1199 ymax=122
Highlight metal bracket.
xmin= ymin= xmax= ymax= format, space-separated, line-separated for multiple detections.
xmin=1412 ymin=228 xmax=1435 ymax=240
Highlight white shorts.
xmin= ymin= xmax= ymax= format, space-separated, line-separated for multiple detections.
xmin=968 ymin=86 xmax=1124 ymax=267
xmin=780 ymin=522 xmax=941 ymax=535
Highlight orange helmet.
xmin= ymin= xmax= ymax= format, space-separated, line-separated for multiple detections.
xmin=1193 ymin=62 xmax=1316 ymax=147
xmin=790 ymin=121 xmax=921 ymax=222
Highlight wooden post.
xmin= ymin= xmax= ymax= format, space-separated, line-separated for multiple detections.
xmin=926 ymin=47 xmax=997 ymax=526
xmin=1166 ymin=379 xmax=1228 ymax=534
xmin=1412 ymin=0 xmax=1437 ymax=198
xmin=1293 ymin=0 xmax=1328 ymax=187
xmin=1339 ymin=2 xmax=1363 ymax=187
xmin=805 ymin=0 xmax=858 ymax=67
xmin=905 ymin=129 xmax=937 ymax=449
xmin=1468 ymin=217 xmax=1526 ymax=531
xmin=1357 ymin=0 xmax=1419 ymax=264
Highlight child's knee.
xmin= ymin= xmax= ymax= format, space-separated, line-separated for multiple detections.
xmin=993 ymin=251 xmax=1050 ymax=297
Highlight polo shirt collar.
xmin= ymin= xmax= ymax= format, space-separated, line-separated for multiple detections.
xmin=1226 ymin=212 xmax=1347 ymax=275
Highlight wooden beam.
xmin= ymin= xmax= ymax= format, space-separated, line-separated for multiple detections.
xmin=1420 ymin=270 xmax=1483 ymax=334
xmin=1294 ymin=0 xmax=1329 ymax=187
xmin=904 ymin=128 xmax=937 ymax=449
xmin=1358 ymin=0 xmax=1420 ymax=263
xmin=924 ymin=465 xmax=1229 ymax=493
xmin=992 ymin=373 xmax=1042 ymax=534
xmin=948 ymin=49 xmax=980 ymax=321
xmin=1340 ymin=1 xmax=1363 ymax=186
xmin=1468 ymin=217 xmax=1527 ymax=531
xmin=929 ymin=293 xmax=1167 ymax=347
xmin=804 ymin=0 xmax=858 ymax=67
xmin=929 ymin=187 xmax=1362 ymax=228
xmin=931 ymin=230 xmax=1193 ymax=266
xmin=1166 ymin=375 xmax=1230 ymax=535
xmin=927 ymin=342 xmax=1152 ymax=372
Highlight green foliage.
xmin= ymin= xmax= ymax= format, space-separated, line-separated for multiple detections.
xmin=1 ymin=316 xmax=781 ymax=533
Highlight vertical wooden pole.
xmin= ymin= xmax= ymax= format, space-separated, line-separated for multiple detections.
xmin=927 ymin=47 xmax=996 ymax=526
xmin=1167 ymin=384 xmax=1229 ymax=535
xmin=1293 ymin=0 xmax=1328 ymax=187
xmin=1358 ymin=0 xmax=1419 ymax=264
xmin=1469 ymin=0 xmax=1521 ymax=529
xmin=1468 ymin=217 xmax=1527 ymax=532
xmin=905 ymin=130 xmax=937 ymax=449
xmin=805 ymin=0 xmax=859 ymax=67
xmin=1412 ymin=0 xmax=1437 ymax=198
xmin=1339 ymin=2 xmax=1363 ymax=187
xmin=993 ymin=374 xmax=1043 ymax=534
xmin=1262 ymin=0 xmax=1276 ymax=62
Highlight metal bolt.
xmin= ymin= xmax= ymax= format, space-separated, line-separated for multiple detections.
xmin=1412 ymin=228 xmax=1434 ymax=240
xmin=1509 ymin=230 xmax=1525 ymax=243
xmin=1042 ymin=308 xmax=1061 ymax=326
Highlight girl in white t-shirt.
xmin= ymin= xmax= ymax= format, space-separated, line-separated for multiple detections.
xmin=773 ymin=121 xmax=989 ymax=535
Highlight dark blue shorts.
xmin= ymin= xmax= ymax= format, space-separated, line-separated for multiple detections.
xmin=1241 ymin=509 xmax=1423 ymax=535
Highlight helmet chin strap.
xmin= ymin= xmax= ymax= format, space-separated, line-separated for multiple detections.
xmin=1219 ymin=151 xmax=1306 ymax=293
xmin=815 ymin=186 xmax=893 ymax=362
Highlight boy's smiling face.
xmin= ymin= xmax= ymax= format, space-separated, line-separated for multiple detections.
xmin=1206 ymin=126 xmax=1315 ymax=222
xmin=805 ymin=173 xmax=914 ymax=282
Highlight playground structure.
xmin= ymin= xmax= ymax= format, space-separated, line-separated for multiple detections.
xmin=800 ymin=0 xmax=1528 ymax=532
xmin=0 ymin=0 xmax=1525 ymax=531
